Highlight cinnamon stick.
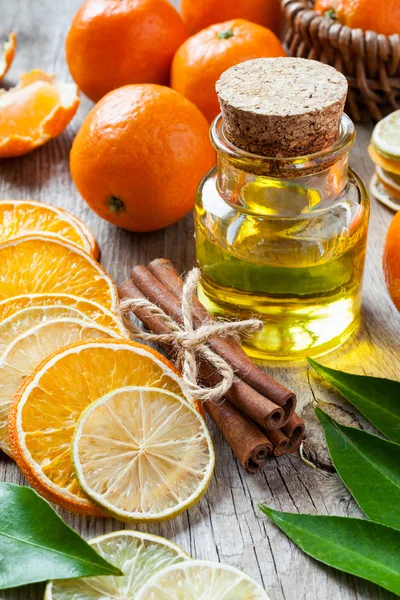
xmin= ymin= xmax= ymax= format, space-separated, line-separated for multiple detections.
xmin=204 ymin=399 xmax=272 ymax=473
xmin=262 ymin=428 xmax=290 ymax=457
xmin=130 ymin=265 xmax=285 ymax=431
xmin=148 ymin=258 xmax=296 ymax=423
xmin=283 ymin=413 xmax=305 ymax=444
xmin=118 ymin=279 xmax=272 ymax=473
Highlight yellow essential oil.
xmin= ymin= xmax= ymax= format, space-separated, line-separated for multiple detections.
xmin=194 ymin=115 xmax=370 ymax=362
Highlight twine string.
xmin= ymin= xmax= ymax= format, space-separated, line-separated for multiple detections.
xmin=119 ymin=268 xmax=262 ymax=403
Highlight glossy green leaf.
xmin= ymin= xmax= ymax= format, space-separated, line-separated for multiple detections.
xmin=316 ymin=407 xmax=400 ymax=530
xmin=0 ymin=483 xmax=122 ymax=589
xmin=259 ymin=506 xmax=400 ymax=595
xmin=308 ymin=358 xmax=400 ymax=443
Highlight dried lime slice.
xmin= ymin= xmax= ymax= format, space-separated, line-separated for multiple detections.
xmin=45 ymin=530 xmax=189 ymax=599
xmin=372 ymin=110 xmax=400 ymax=160
xmin=72 ymin=386 xmax=215 ymax=522
xmin=136 ymin=559 xmax=271 ymax=599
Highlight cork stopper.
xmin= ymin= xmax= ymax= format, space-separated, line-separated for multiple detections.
xmin=216 ymin=58 xmax=348 ymax=158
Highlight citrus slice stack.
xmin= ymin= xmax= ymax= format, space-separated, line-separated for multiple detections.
xmin=0 ymin=318 xmax=119 ymax=458
xmin=72 ymin=386 xmax=214 ymax=521
xmin=0 ymin=69 xmax=79 ymax=158
xmin=45 ymin=530 xmax=189 ymax=599
xmin=0 ymin=200 xmax=98 ymax=258
xmin=9 ymin=340 xmax=208 ymax=515
xmin=136 ymin=560 xmax=271 ymax=599
xmin=0 ymin=235 xmax=117 ymax=308
xmin=369 ymin=110 xmax=400 ymax=210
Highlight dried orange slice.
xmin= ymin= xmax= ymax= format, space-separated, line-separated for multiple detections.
xmin=0 ymin=235 xmax=117 ymax=310
xmin=9 ymin=340 xmax=192 ymax=515
xmin=0 ymin=69 xmax=79 ymax=158
xmin=59 ymin=208 xmax=99 ymax=260
xmin=1 ymin=317 xmax=120 ymax=459
xmin=0 ymin=294 xmax=126 ymax=335
xmin=0 ymin=33 xmax=16 ymax=80
xmin=0 ymin=200 xmax=96 ymax=256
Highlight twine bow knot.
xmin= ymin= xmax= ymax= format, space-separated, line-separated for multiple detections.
xmin=119 ymin=268 xmax=263 ymax=403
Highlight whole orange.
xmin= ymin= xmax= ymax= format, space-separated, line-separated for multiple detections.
xmin=171 ymin=19 xmax=286 ymax=123
xmin=383 ymin=211 xmax=400 ymax=310
xmin=181 ymin=0 xmax=282 ymax=35
xmin=314 ymin=0 xmax=400 ymax=36
xmin=66 ymin=0 xmax=188 ymax=102
xmin=70 ymin=85 xmax=215 ymax=232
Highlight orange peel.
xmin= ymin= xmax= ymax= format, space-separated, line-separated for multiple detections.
xmin=0 ymin=69 xmax=79 ymax=158
xmin=0 ymin=32 xmax=16 ymax=80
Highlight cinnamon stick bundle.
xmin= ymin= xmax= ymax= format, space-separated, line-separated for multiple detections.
xmin=118 ymin=260 xmax=305 ymax=472
xmin=130 ymin=265 xmax=285 ymax=431
xmin=148 ymin=258 xmax=296 ymax=424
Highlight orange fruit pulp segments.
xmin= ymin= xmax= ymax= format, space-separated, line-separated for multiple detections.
xmin=9 ymin=340 xmax=192 ymax=515
xmin=0 ymin=70 xmax=79 ymax=158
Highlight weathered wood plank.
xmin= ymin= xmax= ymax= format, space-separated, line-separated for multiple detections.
xmin=0 ymin=2 xmax=399 ymax=599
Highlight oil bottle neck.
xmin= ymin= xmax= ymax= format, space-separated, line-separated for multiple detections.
xmin=211 ymin=114 xmax=355 ymax=217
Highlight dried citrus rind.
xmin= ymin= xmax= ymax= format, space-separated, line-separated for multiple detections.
xmin=0 ymin=32 xmax=16 ymax=80
xmin=0 ymin=69 xmax=79 ymax=157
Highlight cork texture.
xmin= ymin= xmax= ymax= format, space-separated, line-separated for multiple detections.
xmin=216 ymin=58 xmax=348 ymax=158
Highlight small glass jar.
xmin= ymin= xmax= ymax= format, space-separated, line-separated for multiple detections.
xmin=194 ymin=113 xmax=370 ymax=362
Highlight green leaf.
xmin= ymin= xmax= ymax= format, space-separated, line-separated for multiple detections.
xmin=0 ymin=483 xmax=122 ymax=589
xmin=259 ymin=506 xmax=400 ymax=595
xmin=316 ymin=407 xmax=400 ymax=530
xmin=308 ymin=358 xmax=400 ymax=443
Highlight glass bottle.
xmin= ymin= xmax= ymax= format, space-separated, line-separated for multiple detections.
xmin=195 ymin=113 xmax=369 ymax=362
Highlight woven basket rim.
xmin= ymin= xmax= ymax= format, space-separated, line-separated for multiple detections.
xmin=281 ymin=0 xmax=400 ymax=45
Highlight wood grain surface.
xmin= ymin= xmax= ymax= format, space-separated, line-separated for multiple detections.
xmin=0 ymin=2 xmax=399 ymax=599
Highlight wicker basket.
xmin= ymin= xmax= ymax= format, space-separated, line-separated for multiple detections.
xmin=281 ymin=0 xmax=400 ymax=121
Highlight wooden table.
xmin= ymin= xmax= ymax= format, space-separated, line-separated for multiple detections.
xmin=1 ymin=2 xmax=399 ymax=599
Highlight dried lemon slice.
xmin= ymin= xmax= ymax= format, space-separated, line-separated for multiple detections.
xmin=0 ymin=235 xmax=117 ymax=309
xmin=45 ymin=530 xmax=189 ymax=600
xmin=136 ymin=560 xmax=271 ymax=599
xmin=1 ymin=318 xmax=119 ymax=459
xmin=372 ymin=110 xmax=400 ymax=160
xmin=0 ymin=294 xmax=126 ymax=335
xmin=72 ymin=386 xmax=214 ymax=522
xmin=9 ymin=340 xmax=192 ymax=515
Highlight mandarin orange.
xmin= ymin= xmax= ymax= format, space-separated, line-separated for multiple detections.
xmin=314 ymin=0 xmax=400 ymax=36
xmin=181 ymin=0 xmax=282 ymax=35
xmin=171 ymin=19 xmax=286 ymax=123
xmin=66 ymin=0 xmax=188 ymax=102
xmin=70 ymin=84 xmax=215 ymax=232
xmin=383 ymin=211 xmax=400 ymax=311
